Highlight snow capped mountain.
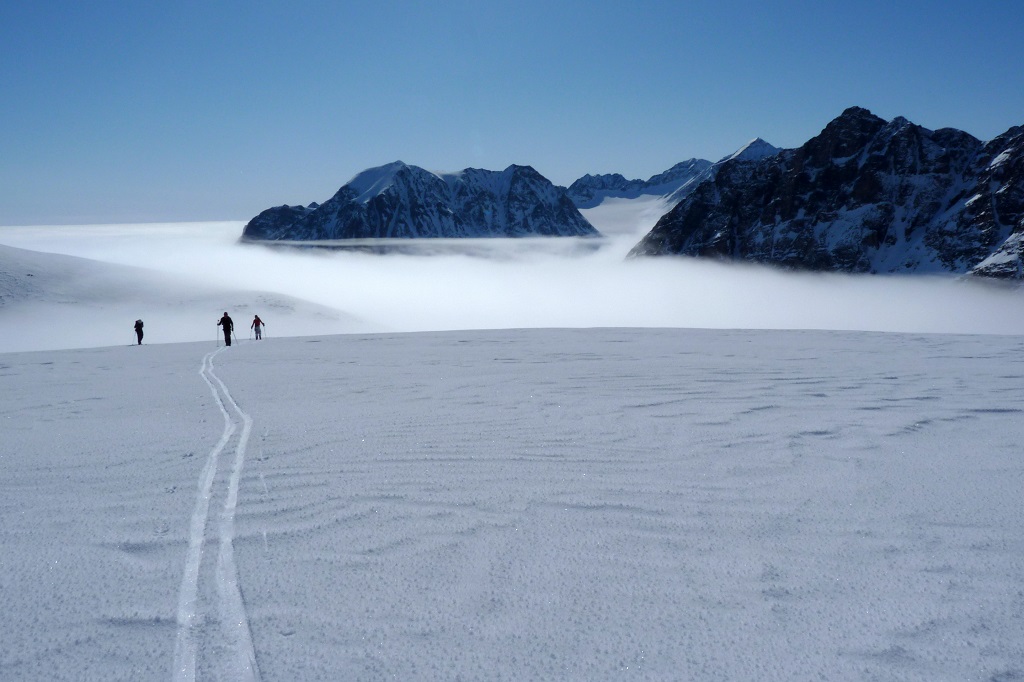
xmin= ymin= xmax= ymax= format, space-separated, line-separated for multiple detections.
xmin=660 ymin=139 xmax=783 ymax=206
xmin=242 ymin=202 xmax=319 ymax=241
xmin=718 ymin=137 xmax=780 ymax=164
xmin=629 ymin=107 xmax=1024 ymax=280
xmin=564 ymin=173 xmax=647 ymax=208
xmin=567 ymin=140 xmax=783 ymax=210
xmin=566 ymin=159 xmax=713 ymax=209
xmin=242 ymin=162 xmax=599 ymax=241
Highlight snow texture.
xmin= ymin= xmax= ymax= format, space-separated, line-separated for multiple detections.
xmin=2 ymin=328 xmax=1023 ymax=680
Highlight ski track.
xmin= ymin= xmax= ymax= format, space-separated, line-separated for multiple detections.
xmin=173 ymin=347 xmax=261 ymax=682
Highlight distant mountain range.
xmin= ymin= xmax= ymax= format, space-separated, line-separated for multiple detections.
xmin=629 ymin=107 xmax=1024 ymax=280
xmin=242 ymin=162 xmax=599 ymax=241
xmin=242 ymin=107 xmax=1023 ymax=280
xmin=242 ymin=142 xmax=780 ymax=244
xmin=565 ymin=139 xmax=780 ymax=209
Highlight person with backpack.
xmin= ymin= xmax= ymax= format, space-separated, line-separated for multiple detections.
xmin=217 ymin=312 xmax=234 ymax=346
xmin=251 ymin=314 xmax=265 ymax=340
xmin=133 ymin=319 xmax=144 ymax=345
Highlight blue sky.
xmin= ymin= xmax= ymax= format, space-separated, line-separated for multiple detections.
xmin=2 ymin=0 xmax=1023 ymax=225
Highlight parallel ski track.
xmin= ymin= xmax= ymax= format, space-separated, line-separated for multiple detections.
xmin=174 ymin=347 xmax=261 ymax=682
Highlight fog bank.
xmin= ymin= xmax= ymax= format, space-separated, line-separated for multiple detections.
xmin=1 ymin=216 xmax=1022 ymax=354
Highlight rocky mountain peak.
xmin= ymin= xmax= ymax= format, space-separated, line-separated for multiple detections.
xmin=804 ymin=107 xmax=888 ymax=164
xmin=629 ymin=108 xmax=1024 ymax=280
xmin=242 ymin=162 xmax=599 ymax=241
xmin=720 ymin=138 xmax=781 ymax=163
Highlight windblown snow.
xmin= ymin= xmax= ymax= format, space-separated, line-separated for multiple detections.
xmin=1 ymin=216 xmax=1023 ymax=680
xmin=2 ymin=327 xmax=1023 ymax=680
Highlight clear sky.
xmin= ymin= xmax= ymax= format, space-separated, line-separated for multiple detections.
xmin=2 ymin=0 xmax=1023 ymax=226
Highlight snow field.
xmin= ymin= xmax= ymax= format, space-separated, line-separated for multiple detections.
xmin=223 ymin=328 xmax=1024 ymax=679
xmin=6 ymin=328 xmax=1015 ymax=679
xmin=1 ymin=342 xmax=222 ymax=679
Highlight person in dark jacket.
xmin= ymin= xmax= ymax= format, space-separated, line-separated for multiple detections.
xmin=134 ymin=319 xmax=144 ymax=345
xmin=217 ymin=312 xmax=234 ymax=346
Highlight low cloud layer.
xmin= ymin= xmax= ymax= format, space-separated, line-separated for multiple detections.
xmin=1 ymin=216 xmax=1023 ymax=354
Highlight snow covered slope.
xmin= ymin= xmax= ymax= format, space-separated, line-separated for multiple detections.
xmin=242 ymin=162 xmax=599 ymax=241
xmin=630 ymin=107 xmax=1024 ymax=279
xmin=0 ymin=242 xmax=361 ymax=352
xmin=2 ymin=328 xmax=1022 ymax=680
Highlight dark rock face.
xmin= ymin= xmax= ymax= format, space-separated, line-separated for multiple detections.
xmin=959 ymin=126 xmax=1024 ymax=278
xmin=242 ymin=162 xmax=599 ymax=241
xmin=242 ymin=203 xmax=319 ymax=241
xmin=629 ymin=108 xmax=1024 ymax=280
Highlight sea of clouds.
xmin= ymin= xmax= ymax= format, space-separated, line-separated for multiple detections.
xmin=1 ymin=201 xmax=1022 ymax=354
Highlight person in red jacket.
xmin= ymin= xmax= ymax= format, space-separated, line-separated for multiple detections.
xmin=251 ymin=314 xmax=265 ymax=340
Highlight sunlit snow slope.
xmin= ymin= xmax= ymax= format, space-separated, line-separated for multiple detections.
xmin=1 ymin=329 xmax=1022 ymax=680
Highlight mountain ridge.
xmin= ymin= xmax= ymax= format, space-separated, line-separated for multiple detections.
xmin=566 ymin=139 xmax=781 ymax=209
xmin=628 ymin=107 xmax=1024 ymax=279
xmin=243 ymin=162 xmax=599 ymax=241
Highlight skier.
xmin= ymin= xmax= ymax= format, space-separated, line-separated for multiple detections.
xmin=133 ymin=319 xmax=144 ymax=345
xmin=251 ymin=314 xmax=265 ymax=340
xmin=217 ymin=312 xmax=234 ymax=346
